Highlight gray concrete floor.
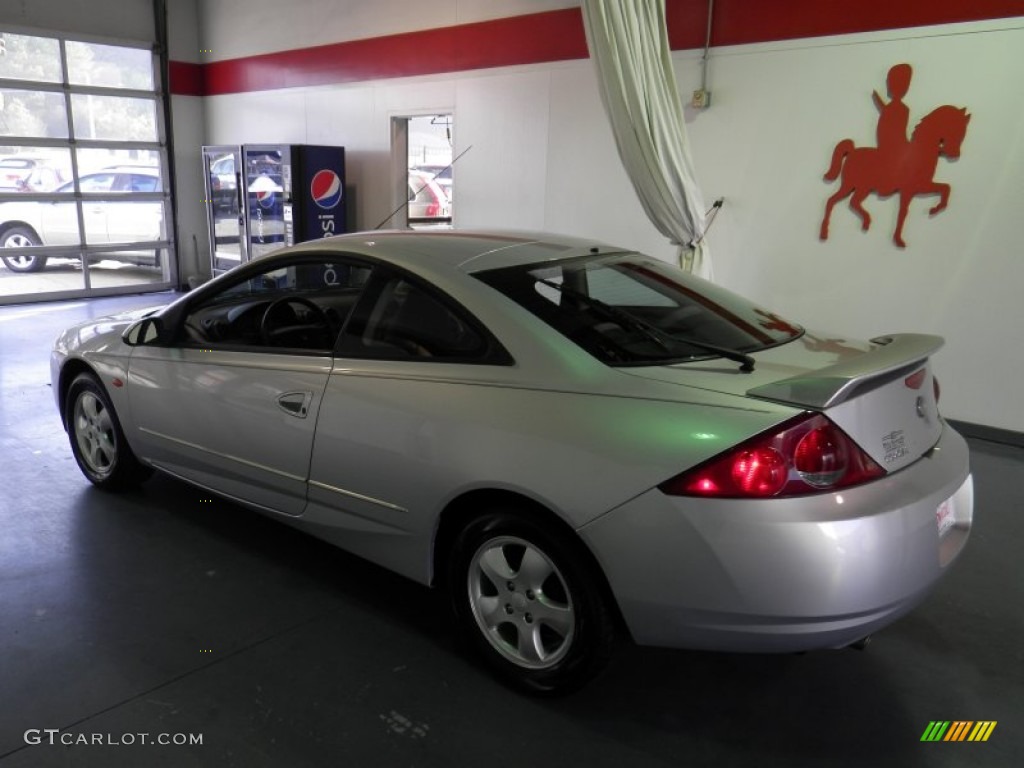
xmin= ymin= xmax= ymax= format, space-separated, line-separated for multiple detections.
xmin=1 ymin=295 xmax=1021 ymax=768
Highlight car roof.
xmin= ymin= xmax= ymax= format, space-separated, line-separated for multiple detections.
xmin=290 ymin=230 xmax=627 ymax=274
xmin=0 ymin=157 xmax=44 ymax=167
xmin=98 ymin=166 xmax=160 ymax=174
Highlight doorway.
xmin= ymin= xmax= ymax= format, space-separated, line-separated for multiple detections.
xmin=388 ymin=114 xmax=453 ymax=230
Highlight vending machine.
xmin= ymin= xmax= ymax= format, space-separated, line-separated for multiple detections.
xmin=202 ymin=144 xmax=346 ymax=276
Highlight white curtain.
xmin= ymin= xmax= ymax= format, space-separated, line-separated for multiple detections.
xmin=581 ymin=0 xmax=712 ymax=280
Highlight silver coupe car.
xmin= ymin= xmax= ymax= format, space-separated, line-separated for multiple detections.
xmin=51 ymin=231 xmax=973 ymax=693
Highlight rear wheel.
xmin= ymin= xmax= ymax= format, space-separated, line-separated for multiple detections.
xmin=66 ymin=372 xmax=152 ymax=489
xmin=0 ymin=226 xmax=47 ymax=272
xmin=449 ymin=509 xmax=617 ymax=695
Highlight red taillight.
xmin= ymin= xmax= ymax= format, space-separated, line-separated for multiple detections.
xmin=661 ymin=413 xmax=885 ymax=498
xmin=729 ymin=447 xmax=787 ymax=496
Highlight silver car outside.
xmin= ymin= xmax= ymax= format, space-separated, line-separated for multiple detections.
xmin=0 ymin=168 xmax=163 ymax=273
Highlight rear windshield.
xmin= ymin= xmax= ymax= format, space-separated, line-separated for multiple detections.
xmin=476 ymin=253 xmax=802 ymax=366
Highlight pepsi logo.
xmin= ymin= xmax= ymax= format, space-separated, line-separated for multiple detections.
xmin=310 ymin=170 xmax=343 ymax=210
xmin=256 ymin=189 xmax=276 ymax=209
xmin=248 ymin=174 xmax=282 ymax=210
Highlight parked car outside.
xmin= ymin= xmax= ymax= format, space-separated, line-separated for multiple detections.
xmin=50 ymin=230 xmax=973 ymax=694
xmin=17 ymin=165 xmax=69 ymax=193
xmin=408 ymin=170 xmax=451 ymax=221
xmin=0 ymin=156 xmax=52 ymax=193
xmin=412 ymin=164 xmax=453 ymax=201
xmin=208 ymin=153 xmax=238 ymax=212
xmin=0 ymin=168 xmax=162 ymax=272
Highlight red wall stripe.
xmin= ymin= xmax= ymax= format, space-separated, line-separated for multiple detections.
xmin=202 ymin=8 xmax=587 ymax=96
xmin=168 ymin=60 xmax=204 ymax=96
xmin=173 ymin=1 xmax=1023 ymax=96
xmin=689 ymin=0 xmax=1024 ymax=48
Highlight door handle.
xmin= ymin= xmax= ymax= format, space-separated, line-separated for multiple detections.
xmin=277 ymin=391 xmax=313 ymax=419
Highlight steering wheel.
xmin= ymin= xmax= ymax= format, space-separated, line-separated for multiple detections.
xmin=259 ymin=296 xmax=333 ymax=348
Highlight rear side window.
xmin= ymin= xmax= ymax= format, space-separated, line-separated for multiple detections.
xmin=339 ymin=275 xmax=506 ymax=363
xmin=120 ymin=173 xmax=159 ymax=192
xmin=476 ymin=253 xmax=802 ymax=366
xmin=76 ymin=173 xmax=116 ymax=192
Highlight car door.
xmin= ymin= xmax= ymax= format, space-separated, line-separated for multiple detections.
xmin=304 ymin=270 xmax=512 ymax=580
xmin=127 ymin=255 xmax=374 ymax=515
xmin=40 ymin=173 xmax=115 ymax=245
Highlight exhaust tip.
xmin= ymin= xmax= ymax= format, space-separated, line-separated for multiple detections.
xmin=847 ymin=635 xmax=872 ymax=651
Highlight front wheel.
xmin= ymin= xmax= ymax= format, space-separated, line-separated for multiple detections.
xmin=449 ymin=509 xmax=617 ymax=695
xmin=0 ymin=226 xmax=47 ymax=272
xmin=66 ymin=372 xmax=152 ymax=490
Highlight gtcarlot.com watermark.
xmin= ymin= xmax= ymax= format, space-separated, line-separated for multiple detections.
xmin=25 ymin=729 xmax=203 ymax=747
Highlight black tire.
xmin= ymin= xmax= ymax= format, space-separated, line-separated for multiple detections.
xmin=0 ymin=226 xmax=47 ymax=273
xmin=65 ymin=372 xmax=153 ymax=490
xmin=448 ymin=509 xmax=617 ymax=695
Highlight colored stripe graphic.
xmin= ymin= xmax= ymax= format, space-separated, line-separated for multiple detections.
xmin=945 ymin=721 xmax=972 ymax=741
xmin=921 ymin=721 xmax=950 ymax=741
xmin=921 ymin=720 xmax=997 ymax=742
xmin=968 ymin=722 xmax=997 ymax=742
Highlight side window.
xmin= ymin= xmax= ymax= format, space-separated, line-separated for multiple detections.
xmin=180 ymin=257 xmax=372 ymax=353
xmin=77 ymin=173 xmax=116 ymax=192
xmin=342 ymin=276 xmax=490 ymax=361
xmin=120 ymin=173 xmax=159 ymax=192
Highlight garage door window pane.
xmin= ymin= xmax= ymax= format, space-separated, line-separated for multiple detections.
xmin=0 ymin=89 xmax=68 ymax=138
xmin=82 ymin=199 xmax=164 ymax=245
xmin=71 ymin=170 xmax=163 ymax=194
xmin=70 ymin=94 xmax=156 ymax=142
xmin=0 ymin=147 xmax=71 ymax=192
xmin=0 ymin=33 xmax=62 ymax=83
xmin=77 ymin=147 xmax=160 ymax=178
xmin=66 ymin=41 xmax=153 ymax=90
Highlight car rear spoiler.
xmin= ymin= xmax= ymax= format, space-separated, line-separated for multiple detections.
xmin=747 ymin=334 xmax=944 ymax=410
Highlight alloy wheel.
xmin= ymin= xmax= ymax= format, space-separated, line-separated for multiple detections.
xmin=4 ymin=233 xmax=35 ymax=249
xmin=73 ymin=391 xmax=117 ymax=478
xmin=467 ymin=535 xmax=576 ymax=669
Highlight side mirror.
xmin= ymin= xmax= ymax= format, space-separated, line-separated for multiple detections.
xmin=122 ymin=316 xmax=165 ymax=346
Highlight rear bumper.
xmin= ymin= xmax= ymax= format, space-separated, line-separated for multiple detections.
xmin=579 ymin=423 xmax=973 ymax=652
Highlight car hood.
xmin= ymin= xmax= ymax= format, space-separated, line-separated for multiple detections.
xmin=620 ymin=332 xmax=947 ymax=473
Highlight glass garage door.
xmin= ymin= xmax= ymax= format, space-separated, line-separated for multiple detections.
xmin=0 ymin=30 xmax=175 ymax=304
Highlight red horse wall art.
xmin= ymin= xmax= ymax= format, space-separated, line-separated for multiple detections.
xmin=819 ymin=64 xmax=971 ymax=248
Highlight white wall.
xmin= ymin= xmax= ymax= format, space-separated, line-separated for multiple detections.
xmin=169 ymin=93 xmax=207 ymax=283
xmin=166 ymin=0 xmax=208 ymax=284
xmin=679 ymin=21 xmax=1024 ymax=433
xmin=200 ymin=8 xmax=1022 ymax=432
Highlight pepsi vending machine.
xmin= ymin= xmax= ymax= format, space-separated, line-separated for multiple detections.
xmin=203 ymin=144 xmax=346 ymax=275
